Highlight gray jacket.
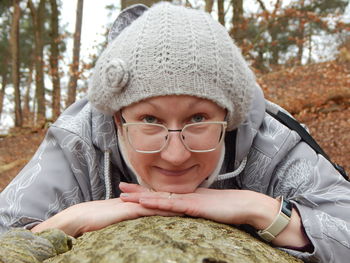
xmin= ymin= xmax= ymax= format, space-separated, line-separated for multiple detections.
xmin=1 ymin=88 xmax=350 ymax=262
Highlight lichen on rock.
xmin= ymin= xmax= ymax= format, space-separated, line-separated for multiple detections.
xmin=0 ymin=228 xmax=73 ymax=263
xmin=46 ymin=216 xmax=301 ymax=263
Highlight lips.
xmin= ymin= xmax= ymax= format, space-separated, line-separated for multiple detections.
xmin=153 ymin=165 xmax=195 ymax=176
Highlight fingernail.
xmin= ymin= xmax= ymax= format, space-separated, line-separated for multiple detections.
xmin=120 ymin=193 xmax=129 ymax=197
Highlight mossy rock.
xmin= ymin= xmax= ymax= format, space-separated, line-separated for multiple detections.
xmin=0 ymin=228 xmax=73 ymax=263
xmin=46 ymin=216 xmax=301 ymax=263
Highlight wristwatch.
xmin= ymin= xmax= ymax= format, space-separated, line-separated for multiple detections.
xmin=257 ymin=196 xmax=292 ymax=242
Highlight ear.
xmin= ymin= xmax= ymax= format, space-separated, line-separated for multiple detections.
xmin=113 ymin=113 xmax=123 ymax=134
xmin=108 ymin=4 xmax=148 ymax=43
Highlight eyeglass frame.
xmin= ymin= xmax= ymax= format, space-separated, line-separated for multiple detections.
xmin=120 ymin=115 xmax=227 ymax=154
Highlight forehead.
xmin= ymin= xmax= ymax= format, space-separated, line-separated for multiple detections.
xmin=122 ymin=95 xmax=225 ymax=114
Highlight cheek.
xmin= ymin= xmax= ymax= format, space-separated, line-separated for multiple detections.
xmin=127 ymin=150 xmax=154 ymax=175
xmin=119 ymin=132 xmax=154 ymax=178
xmin=199 ymin=150 xmax=222 ymax=174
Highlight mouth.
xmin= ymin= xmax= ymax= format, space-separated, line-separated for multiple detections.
xmin=153 ymin=166 xmax=196 ymax=176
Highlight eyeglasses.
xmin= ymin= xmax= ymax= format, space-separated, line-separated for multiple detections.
xmin=121 ymin=119 xmax=227 ymax=154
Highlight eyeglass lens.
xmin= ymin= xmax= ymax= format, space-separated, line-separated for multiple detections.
xmin=126 ymin=123 xmax=224 ymax=152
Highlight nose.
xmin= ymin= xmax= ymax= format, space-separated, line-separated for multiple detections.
xmin=160 ymin=132 xmax=191 ymax=165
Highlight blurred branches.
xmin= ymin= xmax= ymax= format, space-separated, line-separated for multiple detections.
xmin=229 ymin=0 xmax=349 ymax=71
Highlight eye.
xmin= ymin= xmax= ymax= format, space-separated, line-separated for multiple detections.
xmin=142 ymin=115 xmax=158 ymax=124
xmin=190 ymin=114 xmax=206 ymax=123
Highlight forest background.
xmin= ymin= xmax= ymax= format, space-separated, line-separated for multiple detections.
xmin=0 ymin=0 xmax=349 ymax=190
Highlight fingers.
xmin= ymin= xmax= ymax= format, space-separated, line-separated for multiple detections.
xmin=120 ymin=191 xmax=175 ymax=203
xmin=140 ymin=194 xmax=201 ymax=218
xmin=119 ymin=182 xmax=150 ymax=193
xmin=120 ymin=191 xmax=202 ymax=217
xmin=118 ymin=186 xmax=216 ymax=219
xmin=119 ymin=192 xmax=141 ymax=203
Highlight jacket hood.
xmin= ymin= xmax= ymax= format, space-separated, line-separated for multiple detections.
xmin=234 ymin=85 xmax=265 ymax=165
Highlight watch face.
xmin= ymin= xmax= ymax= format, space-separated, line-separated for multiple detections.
xmin=282 ymin=199 xmax=292 ymax=217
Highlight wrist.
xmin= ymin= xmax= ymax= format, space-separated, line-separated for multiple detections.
xmin=241 ymin=193 xmax=311 ymax=248
xmin=245 ymin=192 xmax=280 ymax=230
xmin=257 ymin=196 xmax=292 ymax=242
xmin=63 ymin=203 xmax=87 ymax=237
xmin=31 ymin=204 xmax=83 ymax=237
xmin=272 ymin=207 xmax=312 ymax=248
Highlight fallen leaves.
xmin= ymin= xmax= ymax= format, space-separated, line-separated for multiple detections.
xmin=258 ymin=60 xmax=350 ymax=174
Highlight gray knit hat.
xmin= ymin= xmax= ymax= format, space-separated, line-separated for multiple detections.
xmin=88 ymin=2 xmax=256 ymax=130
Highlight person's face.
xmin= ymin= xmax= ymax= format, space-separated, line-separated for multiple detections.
xmin=114 ymin=95 xmax=226 ymax=194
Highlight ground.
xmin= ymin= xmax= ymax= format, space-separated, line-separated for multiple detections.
xmin=0 ymin=61 xmax=349 ymax=191
xmin=259 ymin=60 xmax=350 ymax=177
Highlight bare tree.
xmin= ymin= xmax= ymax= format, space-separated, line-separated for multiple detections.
xmin=256 ymin=0 xmax=266 ymax=11
xmin=0 ymin=56 xmax=9 ymax=121
xmin=28 ymin=0 xmax=46 ymax=126
xmin=256 ymin=0 xmax=282 ymax=65
xmin=205 ymin=0 xmax=214 ymax=14
xmin=49 ymin=0 xmax=61 ymax=119
xmin=66 ymin=0 xmax=84 ymax=107
xmin=217 ymin=0 xmax=225 ymax=25
xmin=11 ymin=0 xmax=23 ymax=127
xmin=23 ymin=59 xmax=34 ymax=125
xmin=232 ymin=0 xmax=244 ymax=44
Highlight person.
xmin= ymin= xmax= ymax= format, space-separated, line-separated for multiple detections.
xmin=0 ymin=2 xmax=349 ymax=262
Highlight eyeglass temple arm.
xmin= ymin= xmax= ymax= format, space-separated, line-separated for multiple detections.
xmin=119 ymin=113 xmax=126 ymax=124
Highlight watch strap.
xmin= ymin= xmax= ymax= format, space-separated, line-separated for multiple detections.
xmin=257 ymin=196 xmax=292 ymax=242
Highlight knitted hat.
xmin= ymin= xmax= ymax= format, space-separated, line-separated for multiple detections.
xmin=88 ymin=2 xmax=256 ymax=130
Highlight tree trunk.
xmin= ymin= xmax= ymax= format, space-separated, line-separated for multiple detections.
xmin=0 ymin=70 xmax=8 ymax=121
xmin=232 ymin=0 xmax=244 ymax=44
xmin=24 ymin=61 xmax=33 ymax=114
xmin=270 ymin=30 xmax=279 ymax=65
xmin=257 ymin=0 xmax=281 ymax=65
xmin=49 ymin=0 xmax=61 ymax=120
xmin=66 ymin=0 xmax=84 ymax=107
xmin=28 ymin=0 xmax=46 ymax=127
xmin=307 ymin=30 xmax=312 ymax=64
xmin=296 ymin=0 xmax=305 ymax=65
xmin=205 ymin=0 xmax=214 ymax=14
xmin=23 ymin=60 xmax=34 ymax=126
xmin=11 ymin=0 xmax=23 ymax=127
xmin=297 ymin=22 xmax=305 ymax=65
xmin=252 ymin=50 xmax=269 ymax=73
xmin=217 ymin=0 xmax=225 ymax=26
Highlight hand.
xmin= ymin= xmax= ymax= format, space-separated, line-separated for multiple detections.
xmin=32 ymin=193 xmax=180 ymax=237
xmin=120 ymin=182 xmax=311 ymax=249
xmin=119 ymin=182 xmax=271 ymax=226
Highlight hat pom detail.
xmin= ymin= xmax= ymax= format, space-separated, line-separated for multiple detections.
xmin=104 ymin=59 xmax=129 ymax=94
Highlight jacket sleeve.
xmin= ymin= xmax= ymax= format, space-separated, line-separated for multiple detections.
xmin=270 ymin=141 xmax=350 ymax=262
xmin=0 ymin=126 xmax=99 ymax=235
